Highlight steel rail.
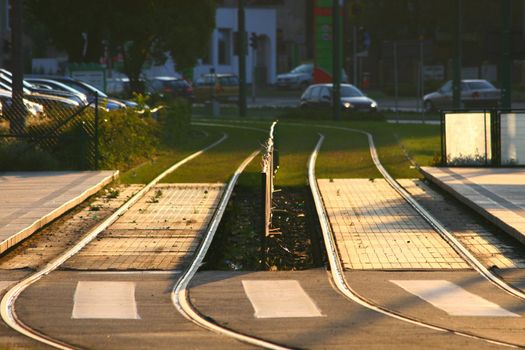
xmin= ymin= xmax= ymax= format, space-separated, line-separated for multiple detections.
xmin=172 ymin=122 xmax=292 ymax=350
xmin=313 ymin=124 xmax=525 ymax=301
xmin=308 ymin=131 xmax=522 ymax=349
xmin=0 ymin=132 xmax=229 ymax=350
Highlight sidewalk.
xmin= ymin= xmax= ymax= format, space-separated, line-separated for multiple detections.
xmin=0 ymin=171 xmax=117 ymax=254
xmin=421 ymin=167 xmax=525 ymax=245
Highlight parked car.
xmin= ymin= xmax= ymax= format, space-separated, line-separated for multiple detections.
xmin=276 ymin=63 xmax=349 ymax=89
xmin=145 ymin=76 xmax=194 ymax=101
xmin=0 ymin=69 xmax=83 ymax=107
xmin=193 ymin=73 xmax=239 ymax=102
xmin=0 ymin=89 xmax=44 ymax=118
xmin=25 ymin=78 xmax=89 ymax=105
xmin=423 ymin=79 xmax=501 ymax=112
xmin=300 ymin=83 xmax=378 ymax=112
xmin=30 ymin=76 xmax=128 ymax=110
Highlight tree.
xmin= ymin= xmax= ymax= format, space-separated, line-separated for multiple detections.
xmin=26 ymin=0 xmax=216 ymax=92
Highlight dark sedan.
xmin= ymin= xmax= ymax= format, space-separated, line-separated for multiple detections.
xmin=300 ymin=83 xmax=378 ymax=112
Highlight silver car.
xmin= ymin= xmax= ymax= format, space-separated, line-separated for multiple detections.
xmin=423 ymin=79 xmax=500 ymax=112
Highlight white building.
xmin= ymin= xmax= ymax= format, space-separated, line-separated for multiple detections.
xmin=193 ymin=7 xmax=277 ymax=84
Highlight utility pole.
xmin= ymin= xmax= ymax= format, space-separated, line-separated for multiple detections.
xmin=352 ymin=26 xmax=357 ymax=85
xmin=10 ymin=0 xmax=25 ymax=134
xmin=238 ymin=0 xmax=247 ymax=117
xmin=453 ymin=0 xmax=462 ymax=109
xmin=393 ymin=42 xmax=399 ymax=118
xmin=501 ymin=0 xmax=511 ymax=109
xmin=333 ymin=0 xmax=342 ymax=121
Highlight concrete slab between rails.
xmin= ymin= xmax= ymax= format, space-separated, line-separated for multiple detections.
xmin=0 ymin=171 xmax=118 ymax=254
xmin=421 ymin=167 xmax=525 ymax=246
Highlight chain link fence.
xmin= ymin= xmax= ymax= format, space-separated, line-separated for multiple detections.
xmin=0 ymin=93 xmax=99 ymax=171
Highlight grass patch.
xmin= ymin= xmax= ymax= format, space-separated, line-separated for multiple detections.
xmin=161 ymin=125 xmax=267 ymax=184
xmin=120 ymin=128 xmax=220 ymax=184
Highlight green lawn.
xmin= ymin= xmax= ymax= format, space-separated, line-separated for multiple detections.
xmin=121 ymin=114 xmax=442 ymax=187
xmin=161 ymin=125 xmax=267 ymax=184
xmin=120 ymin=128 xmax=223 ymax=184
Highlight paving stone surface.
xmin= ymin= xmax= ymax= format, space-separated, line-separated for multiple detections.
xmin=0 ymin=171 xmax=117 ymax=254
xmin=64 ymin=184 xmax=224 ymax=270
xmin=400 ymin=179 xmax=525 ymax=270
xmin=318 ymin=178 xmax=469 ymax=270
xmin=421 ymin=167 xmax=525 ymax=245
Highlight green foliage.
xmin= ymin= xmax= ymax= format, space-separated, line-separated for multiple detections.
xmin=26 ymin=1 xmax=216 ymax=92
xmin=156 ymin=99 xmax=191 ymax=147
xmin=278 ymin=107 xmax=385 ymax=121
xmin=0 ymin=141 xmax=61 ymax=171
xmin=97 ymin=109 xmax=159 ymax=169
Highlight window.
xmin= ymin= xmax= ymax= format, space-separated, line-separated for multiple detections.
xmin=217 ymin=29 xmax=231 ymax=65
xmin=320 ymin=87 xmax=331 ymax=100
xmin=440 ymin=81 xmax=452 ymax=94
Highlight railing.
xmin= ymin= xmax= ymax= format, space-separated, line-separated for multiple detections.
xmin=262 ymin=121 xmax=279 ymax=236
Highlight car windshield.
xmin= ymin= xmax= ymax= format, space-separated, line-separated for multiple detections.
xmin=291 ymin=64 xmax=312 ymax=74
xmin=340 ymin=85 xmax=364 ymax=97
xmin=467 ymin=81 xmax=495 ymax=90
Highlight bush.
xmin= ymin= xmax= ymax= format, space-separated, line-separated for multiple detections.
xmin=0 ymin=141 xmax=61 ymax=171
xmin=278 ymin=107 xmax=385 ymax=121
xmin=97 ymin=108 xmax=159 ymax=169
xmin=156 ymin=98 xmax=191 ymax=147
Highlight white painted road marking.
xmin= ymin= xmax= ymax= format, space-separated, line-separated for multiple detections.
xmin=242 ymin=280 xmax=324 ymax=318
xmin=391 ymin=280 xmax=520 ymax=317
xmin=72 ymin=281 xmax=140 ymax=319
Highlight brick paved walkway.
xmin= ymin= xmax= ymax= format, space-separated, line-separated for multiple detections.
xmin=318 ymin=179 xmax=469 ymax=270
xmin=421 ymin=167 xmax=525 ymax=246
xmin=64 ymin=184 xmax=224 ymax=270
xmin=400 ymin=179 xmax=525 ymax=270
xmin=0 ymin=171 xmax=117 ymax=254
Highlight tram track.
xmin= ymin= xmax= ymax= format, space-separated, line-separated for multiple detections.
xmin=307 ymin=126 xmax=525 ymax=349
xmin=0 ymin=121 xmax=295 ymax=350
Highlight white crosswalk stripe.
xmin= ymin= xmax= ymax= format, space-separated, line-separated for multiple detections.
xmin=391 ymin=280 xmax=520 ymax=317
xmin=242 ymin=280 xmax=324 ymax=318
xmin=72 ymin=281 xmax=140 ymax=319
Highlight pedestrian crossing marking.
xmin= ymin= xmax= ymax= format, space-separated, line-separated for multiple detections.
xmin=242 ymin=280 xmax=324 ymax=318
xmin=71 ymin=281 xmax=140 ymax=319
xmin=391 ymin=280 xmax=519 ymax=317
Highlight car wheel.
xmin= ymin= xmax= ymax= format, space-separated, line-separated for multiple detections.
xmin=423 ymin=100 xmax=434 ymax=113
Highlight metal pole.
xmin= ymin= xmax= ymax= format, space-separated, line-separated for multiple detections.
xmin=420 ymin=39 xmax=425 ymax=115
xmin=453 ymin=0 xmax=462 ymax=109
xmin=238 ymin=0 xmax=247 ymax=117
xmin=501 ymin=0 xmax=511 ymax=109
xmin=94 ymin=92 xmax=100 ymax=169
xmin=393 ymin=42 xmax=399 ymax=118
xmin=333 ymin=0 xmax=342 ymax=121
xmin=10 ymin=0 xmax=25 ymax=134
xmin=252 ymin=47 xmax=256 ymax=103
xmin=352 ymin=26 xmax=357 ymax=85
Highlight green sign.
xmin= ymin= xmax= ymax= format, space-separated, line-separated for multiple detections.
xmin=313 ymin=0 xmax=342 ymax=83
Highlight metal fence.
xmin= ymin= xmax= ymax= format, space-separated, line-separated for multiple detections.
xmin=441 ymin=109 xmax=525 ymax=166
xmin=262 ymin=121 xmax=279 ymax=236
xmin=0 ymin=94 xmax=99 ymax=170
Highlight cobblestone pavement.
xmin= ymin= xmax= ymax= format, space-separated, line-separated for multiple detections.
xmin=318 ymin=179 xmax=469 ymax=270
xmin=0 ymin=185 xmax=142 ymax=270
xmin=64 ymin=184 xmax=224 ymax=270
xmin=400 ymin=179 xmax=525 ymax=270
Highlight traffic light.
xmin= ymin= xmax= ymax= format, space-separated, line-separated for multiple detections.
xmin=357 ymin=27 xmax=371 ymax=52
xmin=249 ymin=32 xmax=258 ymax=50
